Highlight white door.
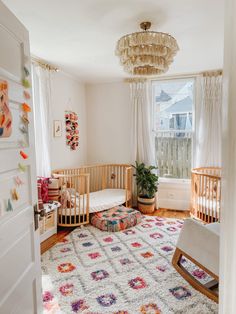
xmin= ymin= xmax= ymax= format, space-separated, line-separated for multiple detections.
xmin=0 ymin=1 xmax=42 ymax=313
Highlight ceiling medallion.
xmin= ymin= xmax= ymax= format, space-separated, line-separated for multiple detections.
xmin=115 ymin=21 xmax=179 ymax=76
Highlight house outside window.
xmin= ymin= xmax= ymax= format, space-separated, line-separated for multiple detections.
xmin=152 ymin=78 xmax=195 ymax=179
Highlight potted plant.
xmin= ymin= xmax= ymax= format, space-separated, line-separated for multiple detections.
xmin=132 ymin=161 xmax=159 ymax=214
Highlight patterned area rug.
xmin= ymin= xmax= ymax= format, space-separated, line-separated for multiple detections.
xmin=41 ymin=216 xmax=218 ymax=314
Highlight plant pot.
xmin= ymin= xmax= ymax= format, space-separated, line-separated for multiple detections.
xmin=137 ymin=196 xmax=155 ymax=214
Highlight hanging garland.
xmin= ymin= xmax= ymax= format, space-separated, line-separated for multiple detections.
xmin=65 ymin=111 xmax=79 ymax=150
xmin=0 ymin=57 xmax=31 ymax=217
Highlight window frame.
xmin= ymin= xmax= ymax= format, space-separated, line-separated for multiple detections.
xmin=151 ymin=75 xmax=197 ymax=182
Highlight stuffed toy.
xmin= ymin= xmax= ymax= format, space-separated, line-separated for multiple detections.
xmin=60 ymin=184 xmax=70 ymax=209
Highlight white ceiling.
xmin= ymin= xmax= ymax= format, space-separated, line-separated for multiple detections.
xmin=3 ymin=0 xmax=224 ymax=83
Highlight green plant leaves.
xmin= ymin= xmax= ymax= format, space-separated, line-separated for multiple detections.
xmin=132 ymin=161 xmax=159 ymax=199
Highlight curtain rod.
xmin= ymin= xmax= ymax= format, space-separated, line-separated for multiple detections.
xmin=124 ymin=69 xmax=223 ymax=83
xmin=202 ymin=69 xmax=222 ymax=77
xmin=31 ymin=56 xmax=59 ymax=72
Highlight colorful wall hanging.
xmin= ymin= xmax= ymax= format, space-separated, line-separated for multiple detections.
xmin=0 ymin=80 xmax=12 ymax=138
xmin=65 ymin=111 xmax=79 ymax=150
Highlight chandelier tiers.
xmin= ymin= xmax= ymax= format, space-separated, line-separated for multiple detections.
xmin=115 ymin=21 xmax=179 ymax=76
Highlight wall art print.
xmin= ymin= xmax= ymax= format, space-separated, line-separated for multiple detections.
xmin=54 ymin=120 xmax=62 ymax=137
xmin=0 ymin=80 xmax=12 ymax=138
xmin=65 ymin=111 xmax=79 ymax=150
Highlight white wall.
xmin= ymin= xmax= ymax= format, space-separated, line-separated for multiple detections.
xmin=86 ymin=82 xmax=132 ymax=164
xmin=86 ymin=81 xmax=191 ymax=210
xmin=50 ymin=72 xmax=87 ymax=170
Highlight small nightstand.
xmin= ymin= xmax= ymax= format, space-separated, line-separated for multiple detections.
xmin=40 ymin=201 xmax=60 ymax=243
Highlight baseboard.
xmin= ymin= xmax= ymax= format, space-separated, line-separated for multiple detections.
xmin=40 ymin=227 xmax=57 ymax=243
xmin=157 ymin=198 xmax=190 ymax=211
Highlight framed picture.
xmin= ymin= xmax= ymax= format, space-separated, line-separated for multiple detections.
xmin=54 ymin=120 xmax=62 ymax=137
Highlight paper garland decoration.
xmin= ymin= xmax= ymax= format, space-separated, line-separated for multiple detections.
xmin=22 ymin=103 xmax=31 ymax=112
xmin=65 ymin=111 xmax=79 ymax=150
xmin=18 ymin=163 xmax=27 ymax=172
xmin=0 ymin=80 xmax=13 ymax=138
xmin=20 ymin=150 xmax=28 ymax=159
xmin=11 ymin=188 xmax=20 ymax=201
xmin=23 ymin=66 xmax=30 ymax=77
xmin=19 ymin=125 xmax=28 ymax=134
xmin=19 ymin=66 xmax=31 ymax=151
xmin=22 ymin=79 xmax=31 ymax=88
xmin=6 ymin=199 xmax=13 ymax=212
xmin=0 ymin=62 xmax=31 ymax=216
xmin=23 ymin=91 xmax=31 ymax=99
xmin=21 ymin=114 xmax=29 ymax=125
xmin=14 ymin=176 xmax=24 ymax=186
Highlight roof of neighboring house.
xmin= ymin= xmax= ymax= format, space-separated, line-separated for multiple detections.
xmin=156 ymin=90 xmax=172 ymax=102
xmin=166 ymin=96 xmax=192 ymax=113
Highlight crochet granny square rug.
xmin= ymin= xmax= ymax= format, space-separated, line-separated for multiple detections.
xmin=41 ymin=216 xmax=218 ymax=314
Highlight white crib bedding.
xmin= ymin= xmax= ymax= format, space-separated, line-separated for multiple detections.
xmin=196 ymin=196 xmax=220 ymax=216
xmin=58 ymin=188 xmax=126 ymax=215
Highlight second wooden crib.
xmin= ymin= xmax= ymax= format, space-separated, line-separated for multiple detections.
xmin=191 ymin=167 xmax=221 ymax=223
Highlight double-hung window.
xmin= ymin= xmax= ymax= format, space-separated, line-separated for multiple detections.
xmin=152 ymin=78 xmax=195 ymax=179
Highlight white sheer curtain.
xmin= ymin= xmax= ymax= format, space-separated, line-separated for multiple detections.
xmin=195 ymin=72 xmax=222 ymax=167
xmin=130 ymin=79 xmax=155 ymax=166
xmin=32 ymin=63 xmax=52 ymax=177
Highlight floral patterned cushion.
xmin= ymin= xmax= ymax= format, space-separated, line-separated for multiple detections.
xmin=91 ymin=206 xmax=142 ymax=232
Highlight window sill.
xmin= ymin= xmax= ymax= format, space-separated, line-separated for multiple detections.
xmin=159 ymin=178 xmax=191 ymax=185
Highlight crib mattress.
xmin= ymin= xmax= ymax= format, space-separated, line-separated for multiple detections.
xmin=59 ymin=188 xmax=127 ymax=215
xmin=196 ymin=196 xmax=220 ymax=216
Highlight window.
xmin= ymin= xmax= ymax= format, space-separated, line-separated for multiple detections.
xmin=152 ymin=78 xmax=195 ymax=179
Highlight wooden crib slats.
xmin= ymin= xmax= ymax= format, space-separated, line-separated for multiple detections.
xmin=52 ymin=172 xmax=89 ymax=227
xmin=191 ymin=167 xmax=221 ymax=223
xmin=208 ymin=176 xmax=211 ymax=223
xmin=216 ymin=178 xmax=219 ymax=221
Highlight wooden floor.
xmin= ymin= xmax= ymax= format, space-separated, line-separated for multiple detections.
xmin=151 ymin=208 xmax=190 ymax=219
xmin=41 ymin=226 xmax=76 ymax=254
xmin=41 ymin=208 xmax=190 ymax=254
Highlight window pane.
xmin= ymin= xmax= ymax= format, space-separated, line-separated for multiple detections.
xmin=153 ymin=78 xmax=194 ymax=179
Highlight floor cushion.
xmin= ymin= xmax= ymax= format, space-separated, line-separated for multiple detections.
xmin=91 ymin=205 xmax=142 ymax=232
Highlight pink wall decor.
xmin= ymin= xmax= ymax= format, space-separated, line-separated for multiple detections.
xmin=65 ymin=111 xmax=79 ymax=150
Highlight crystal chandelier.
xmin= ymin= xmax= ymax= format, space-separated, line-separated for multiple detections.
xmin=115 ymin=21 xmax=179 ymax=76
